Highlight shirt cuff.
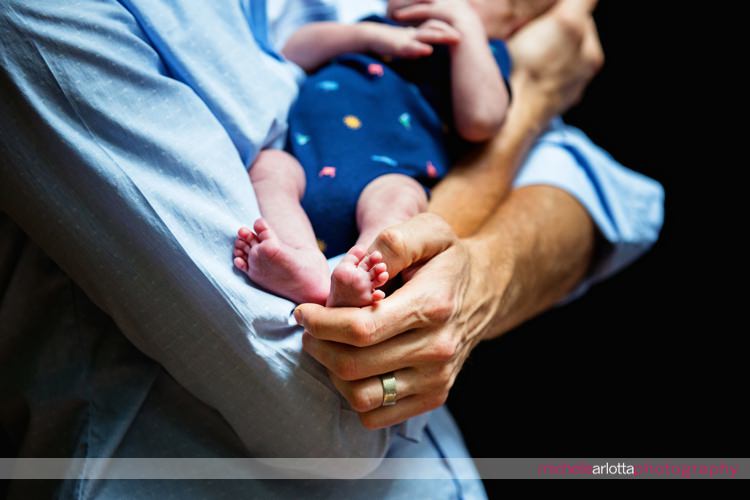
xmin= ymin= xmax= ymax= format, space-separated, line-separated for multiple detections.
xmin=514 ymin=119 xmax=665 ymax=301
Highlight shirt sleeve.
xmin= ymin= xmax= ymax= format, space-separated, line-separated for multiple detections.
xmin=0 ymin=0 xmax=388 ymax=473
xmin=514 ymin=118 xmax=665 ymax=300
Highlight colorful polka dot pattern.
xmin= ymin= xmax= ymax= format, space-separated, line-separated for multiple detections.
xmin=368 ymin=63 xmax=384 ymax=77
xmin=296 ymin=74 xmax=431 ymax=179
xmin=399 ymin=113 xmax=411 ymax=129
xmin=371 ymin=155 xmax=398 ymax=167
xmin=319 ymin=166 xmax=336 ymax=178
xmin=309 ymin=78 xmax=439 ymax=182
xmin=295 ymin=133 xmax=310 ymax=146
xmin=316 ymin=80 xmax=339 ymax=91
xmin=426 ymin=161 xmax=438 ymax=178
xmin=343 ymin=115 xmax=362 ymax=129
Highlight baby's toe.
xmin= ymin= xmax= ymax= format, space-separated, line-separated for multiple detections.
xmin=373 ymin=271 xmax=389 ymax=289
xmin=368 ymin=251 xmax=383 ymax=266
xmin=369 ymin=262 xmax=387 ymax=279
xmin=348 ymin=245 xmax=367 ymax=263
xmin=253 ymin=218 xmax=275 ymax=241
xmin=234 ymin=256 xmax=248 ymax=271
xmin=252 ymin=217 xmax=269 ymax=233
xmin=235 ymin=238 xmax=251 ymax=252
xmin=237 ymin=226 xmax=254 ymax=241
xmin=359 ymin=251 xmax=383 ymax=272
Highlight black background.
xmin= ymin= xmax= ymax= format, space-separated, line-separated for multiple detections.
xmin=446 ymin=0 xmax=743 ymax=488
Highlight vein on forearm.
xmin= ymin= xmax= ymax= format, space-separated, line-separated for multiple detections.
xmin=474 ymin=185 xmax=595 ymax=339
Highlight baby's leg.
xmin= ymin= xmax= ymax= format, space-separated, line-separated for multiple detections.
xmin=327 ymin=174 xmax=428 ymax=308
xmin=234 ymin=150 xmax=329 ymax=305
xmin=356 ymin=174 xmax=429 ymax=248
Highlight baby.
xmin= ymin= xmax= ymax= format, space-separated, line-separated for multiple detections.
xmin=233 ymin=0 xmax=511 ymax=307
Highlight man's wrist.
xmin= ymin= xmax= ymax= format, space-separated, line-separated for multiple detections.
xmin=510 ymin=52 xmax=589 ymax=127
xmin=508 ymin=75 xmax=556 ymax=135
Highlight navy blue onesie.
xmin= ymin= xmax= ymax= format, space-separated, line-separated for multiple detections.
xmin=286 ymin=17 xmax=512 ymax=257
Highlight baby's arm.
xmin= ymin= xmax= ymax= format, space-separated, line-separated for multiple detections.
xmin=283 ymin=21 xmax=460 ymax=72
xmin=394 ymin=1 xmax=510 ymax=142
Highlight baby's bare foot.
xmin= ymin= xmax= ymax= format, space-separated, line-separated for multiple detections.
xmin=233 ymin=218 xmax=329 ymax=305
xmin=327 ymin=246 xmax=389 ymax=308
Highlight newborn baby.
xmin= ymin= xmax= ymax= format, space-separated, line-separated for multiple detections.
xmin=234 ymin=0 xmax=511 ymax=307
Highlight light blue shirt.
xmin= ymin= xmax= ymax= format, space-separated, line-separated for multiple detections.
xmin=0 ymin=1 xmax=663 ymax=498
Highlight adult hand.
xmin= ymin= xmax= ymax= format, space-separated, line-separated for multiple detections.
xmin=298 ymin=0 xmax=603 ymax=429
xmin=296 ymin=213 xmax=502 ymax=429
xmin=466 ymin=0 xmax=557 ymax=39
xmin=389 ymin=0 xmax=558 ymax=39
xmin=508 ymin=0 xmax=604 ymax=122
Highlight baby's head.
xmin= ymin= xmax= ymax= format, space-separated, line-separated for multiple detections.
xmin=469 ymin=0 xmax=558 ymax=39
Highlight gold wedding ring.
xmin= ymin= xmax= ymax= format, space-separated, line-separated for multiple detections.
xmin=380 ymin=372 xmax=397 ymax=407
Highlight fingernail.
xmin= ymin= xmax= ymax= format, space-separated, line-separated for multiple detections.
xmin=294 ymin=307 xmax=304 ymax=325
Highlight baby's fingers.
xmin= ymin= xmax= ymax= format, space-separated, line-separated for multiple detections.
xmin=416 ymin=19 xmax=461 ymax=45
xmin=393 ymin=3 xmax=446 ymax=24
xmin=396 ymin=39 xmax=434 ymax=58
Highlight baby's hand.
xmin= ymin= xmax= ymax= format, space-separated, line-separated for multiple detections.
xmin=389 ymin=0 xmax=484 ymax=36
xmin=360 ymin=20 xmax=461 ymax=59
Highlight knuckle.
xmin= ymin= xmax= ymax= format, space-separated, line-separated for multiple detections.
xmin=556 ymin=13 xmax=585 ymax=42
xmin=375 ymin=228 xmax=407 ymax=258
xmin=427 ymin=390 xmax=450 ymax=410
xmin=429 ymin=335 xmax=458 ymax=362
xmin=350 ymin=387 xmax=377 ymax=413
xmin=348 ymin=315 xmax=375 ymax=346
xmin=424 ymin=293 xmax=455 ymax=324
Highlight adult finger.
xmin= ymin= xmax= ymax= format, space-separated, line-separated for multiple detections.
xmin=358 ymin=393 xmax=449 ymax=430
xmin=329 ymin=367 xmax=423 ymax=413
xmin=302 ymin=332 xmax=416 ymax=380
xmin=302 ymin=326 xmax=452 ymax=380
xmin=296 ymin=278 xmax=437 ymax=346
xmin=367 ymin=212 xmax=456 ymax=279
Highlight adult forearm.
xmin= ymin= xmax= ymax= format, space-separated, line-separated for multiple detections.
xmin=468 ymin=185 xmax=595 ymax=340
xmin=297 ymin=187 xmax=595 ymax=427
xmin=429 ymin=87 xmax=546 ymax=238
